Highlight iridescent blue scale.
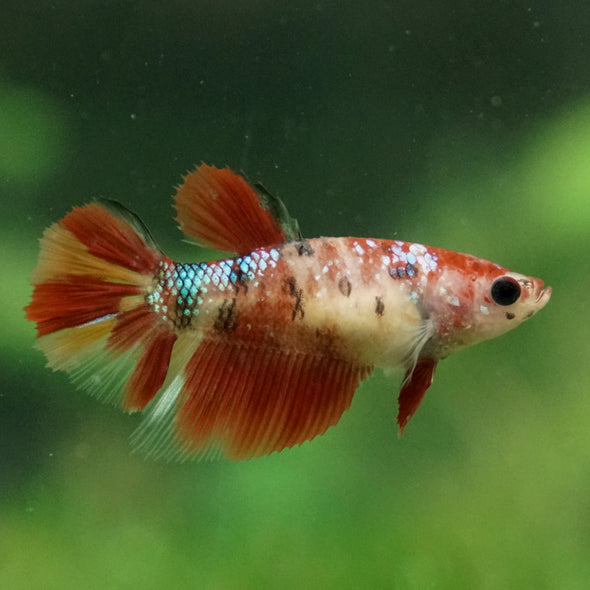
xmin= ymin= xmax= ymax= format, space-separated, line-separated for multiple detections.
xmin=166 ymin=262 xmax=210 ymax=327
xmin=152 ymin=247 xmax=281 ymax=329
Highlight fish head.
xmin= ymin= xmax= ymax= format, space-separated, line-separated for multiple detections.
xmin=422 ymin=253 xmax=551 ymax=357
xmin=469 ymin=270 xmax=552 ymax=338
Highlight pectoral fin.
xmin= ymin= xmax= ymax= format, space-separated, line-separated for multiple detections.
xmin=397 ymin=358 xmax=437 ymax=434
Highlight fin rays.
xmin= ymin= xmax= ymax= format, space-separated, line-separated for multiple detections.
xmin=132 ymin=338 xmax=372 ymax=461
xmin=28 ymin=165 xmax=387 ymax=462
xmin=174 ymin=164 xmax=298 ymax=254
xmin=26 ymin=202 xmax=176 ymax=412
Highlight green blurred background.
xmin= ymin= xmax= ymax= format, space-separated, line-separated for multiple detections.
xmin=1 ymin=2 xmax=589 ymax=588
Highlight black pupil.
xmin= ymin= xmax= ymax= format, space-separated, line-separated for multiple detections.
xmin=491 ymin=277 xmax=521 ymax=306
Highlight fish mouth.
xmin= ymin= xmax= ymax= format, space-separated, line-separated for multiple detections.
xmin=534 ymin=280 xmax=551 ymax=305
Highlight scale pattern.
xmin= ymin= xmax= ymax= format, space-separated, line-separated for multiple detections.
xmin=146 ymin=248 xmax=282 ymax=329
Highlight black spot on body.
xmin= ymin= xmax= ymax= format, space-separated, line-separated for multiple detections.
xmin=286 ymin=277 xmax=305 ymax=320
xmin=294 ymin=240 xmax=314 ymax=256
xmin=174 ymin=307 xmax=194 ymax=329
xmin=505 ymin=312 xmax=516 ymax=320
xmin=236 ymin=271 xmax=249 ymax=294
xmin=214 ymin=298 xmax=238 ymax=332
xmin=338 ymin=276 xmax=352 ymax=297
xmin=230 ymin=261 xmax=252 ymax=294
xmin=375 ymin=296 xmax=385 ymax=317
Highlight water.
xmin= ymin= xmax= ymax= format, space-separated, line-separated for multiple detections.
xmin=2 ymin=3 xmax=589 ymax=588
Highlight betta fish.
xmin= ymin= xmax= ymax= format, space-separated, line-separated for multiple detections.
xmin=25 ymin=165 xmax=551 ymax=460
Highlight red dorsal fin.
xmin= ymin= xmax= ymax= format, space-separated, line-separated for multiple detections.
xmin=174 ymin=164 xmax=300 ymax=255
xmin=133 ymin=338 xmax=372 ymax=461
xmin=397 ymin=358 xmax=437 ymax=434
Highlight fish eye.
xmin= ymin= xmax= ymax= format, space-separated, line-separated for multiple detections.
xmin=491 ymin=277 xmax=521 ymax=306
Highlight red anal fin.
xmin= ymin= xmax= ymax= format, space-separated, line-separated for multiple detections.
xmin=174 ymin=164 xmax=298 ymax=255
xmin=158 ymin=338 xmax=371 ymax=460
xmin=397 ymin=358 xmax=437 ymax=434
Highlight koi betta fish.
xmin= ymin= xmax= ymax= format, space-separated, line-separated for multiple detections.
xmin=25 ymin=165 xmax=551 ymax=460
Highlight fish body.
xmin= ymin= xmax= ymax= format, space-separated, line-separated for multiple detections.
xmin=25 ymin=165 xmax=551 ymax=460
xmin=153 ymin=238 xmax=423 ymax=369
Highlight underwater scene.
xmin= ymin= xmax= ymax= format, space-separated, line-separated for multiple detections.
xmin=2 ymin=3 xmax=589 ymax=588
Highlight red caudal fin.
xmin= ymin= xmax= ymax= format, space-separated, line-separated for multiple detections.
xmin=397 ymin=358 xmax=437 ymax=434
xmin=25 ymin=202 xmax=177 ymax=411
xmin=132 ymin=337 xmax=373 ymax=461
xmin=174 ymin=164 xmax=300 ymax=255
